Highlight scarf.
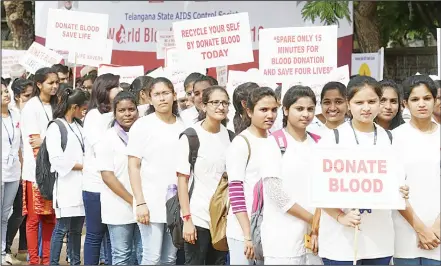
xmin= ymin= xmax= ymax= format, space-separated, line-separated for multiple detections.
xmin=114 ymin=122 xmax=129 ymax=146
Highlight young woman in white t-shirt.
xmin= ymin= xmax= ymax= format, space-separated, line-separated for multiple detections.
xmin=20 ymin=67 xmax=59 ymax=265
xmin=129 ymin=76 xmax=153 ymax=117
xmin=1 ymin=79 xmax=22 ymax=265
xmin=96 ymin=91 xmax=142 ymax=265
xmin=46 ymin=88 xmax=88 ymax=265
xmin=308 ymin=81 xmax=348 ymax=136
xmin=318 ymin=76 xmax=409 ymax=265
xmin=177 ymin=86 xmax=232 ymax=265
xmin=82 ymin=73 xmax=123 ymax=265
xmin=127 ymin=77 xmax=185 ymax=265
xmin=11 ymin=78 xmax=33 ymax=111
xmin=231 ymin=82 xmax=259 ymax=134
xmin=262 ymin=86 xmax=323 ymax=265
xmin=226 ymin=86 xmax=280 ymax=265
xmin=392 ymin=75 xmax=440 ymax=265
xmin=375 ymin=80 xmax=405 ymax=130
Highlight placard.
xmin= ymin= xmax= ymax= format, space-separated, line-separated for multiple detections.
xmin=172 ymin=12 xmax=254 ymax=68
xmin=19 ymin=42 xmax=63 ymax=74
xmin=259 ymin=25 xmax=338 ymax=83
xmin=98 ymin=64 xmax=144 ymax=84
xmin=68 ymin=39 xmax=113 ymax=67
xmin=1 ymin=50 xmax=26 ymax=78
xmin=45 ymin=8 xmax=109 ymax=52
xmin=309 ymin=146 xmax=406 ymax=209
xmin=351 ymin=48 xmax=384 ymax=81
xmin=216 ymin=66 xmax=228 ymax=86
xmin=163 ymin=66 xmax=206 ymax=94
xmin=156 ymin=31 xmax=175 ymax=60
xmin=164 ymin=47 xmax=179 ymax=68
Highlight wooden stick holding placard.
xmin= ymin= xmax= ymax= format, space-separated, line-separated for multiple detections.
xmin=73 ymin=53 xmax=77 ymax=89
xmin=26 ymin=72 xmax=32 ymax=79
xmin=353 ymin=208 xmax=360 ymax=265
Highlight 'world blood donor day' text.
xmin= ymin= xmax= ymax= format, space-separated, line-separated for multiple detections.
xmin=323 ymin=159 xmax=387 ymax=193
xmin=181 ymin=22 xmax=241 ymax=60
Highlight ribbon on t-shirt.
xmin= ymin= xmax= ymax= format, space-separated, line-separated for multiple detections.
xmin=114 ymin=122 xmax=129 ymax=146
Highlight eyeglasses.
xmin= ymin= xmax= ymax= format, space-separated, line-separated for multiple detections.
xmin=152 ymin=91 xmax=173 ymax=98
xmin=206 ymin=100 xmax=230 ymax=107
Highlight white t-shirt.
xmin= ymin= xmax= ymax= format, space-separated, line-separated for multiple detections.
xmin=20 ymin=96 xmax=53 ymax=183
xmin=82 ymin=109 xmax=114 ymax=193
xmin=225 ymin=129 xmax=281 ymax=241
xmin=2 ymin=109 xmax=21 ymax=182
xmin=176 ymin=121 xmax=231 ymax=229
xmin=262 ymin=131 xmax=317 ymax=258
xmin=137 ymin=104 xmax=149 ymax=117
xmin=96 ymin=127 xmax=136 ymax=225
xmin=46 ymin=119 xmax=85 ymax=218
xmin=392 ymin=123 xmax=440 ymax=260
xmin=318 ymin=121 xmax=395 ymax=261
xmin=180 ymin=106 xmax=199 ymax=128
xmin=126 ymin=113 xmax=185 ymax=223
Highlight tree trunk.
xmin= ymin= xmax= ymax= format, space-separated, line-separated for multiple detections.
xmin=353 ymin=1 xmax=381 ymax=53
xmin=4 ymin=1 xmax=34 ymax=50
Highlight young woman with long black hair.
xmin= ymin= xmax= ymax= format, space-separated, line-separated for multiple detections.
xmin=392 ymin=75 xmax=440 ymax=265
xmin=129 ymin=76 xmax=153 ymax=117
xmin=230 ymin=82 xmax=259 ymax=134
xmin=47 ymin=88 xmax=88 ymax=265
xmin=375 ymin=79 xmax=405 ymax=130
xmin=20 ymin=67 xmax=59 ymax=265
xmin=127 ymin=77 xmax=185 ymax=265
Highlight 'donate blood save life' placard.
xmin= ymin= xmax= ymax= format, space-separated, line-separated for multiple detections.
xmin=259 ymin=25 xmax=338 ymax=83
xmin=172 ymin=12 xmax=254 ymax=68
xmin=309 ymin=146 xmax=406 ymax=210
xmin=45 ymin=8 xmax=109 ymax=53
xmin=19 ymin=42 xmax=63 ymax=74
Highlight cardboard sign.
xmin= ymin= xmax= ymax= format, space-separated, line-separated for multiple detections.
xmin=1 ymin=50 xmax=26 ymax=78
xmin=438 ymin=28 xmax=440 ymax=78
xmin=68 ymin=39 xmax=113 ymax=67
xmin=45 ymin=8 xmax=109 ymax=52
xmin=309 ymin=146 xmax=406 ymax=209
xmin=351 ymin=48 xmax=384 ymax=81
xmin=259 ymin=25 xmax=338 ymax=83
xmin=98 ymin=64 xmax=144 ymax=84
xmin=146 ymin=67 xmax=165 ymax=79
xmin=172 ymin=12 xmax=254 ymax=68
xmin=164 ymin=47 xmax=179 ymax=68
xmin=156 ymin=31 xmax=175 ymax=60
xmin=216 ymin=66 xmax=228 ymax=86
xmin=163 ymin=66 xmax=206 ymax=94
xmin=19 ymin=42 xmax=63 ymax=74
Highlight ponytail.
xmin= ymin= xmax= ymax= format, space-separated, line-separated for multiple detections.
xmin=53 ymin=87 xmax=88 ymax=124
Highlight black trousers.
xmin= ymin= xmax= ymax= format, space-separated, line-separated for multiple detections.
xmin=6 ymin=182 xmax=27 ymax=253
xmin=184 ymin=226 xmax=227 ymax=265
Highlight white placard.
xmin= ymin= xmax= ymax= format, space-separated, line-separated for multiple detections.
xmin=19 ymin=42 xmax=63 ymax=74
xmin=156 ymin=31 xmax=175 ymax=60
xmin=45 ymin=8 xmax=109 ymax=52
xmin=164 ymin=47 xmax=179 ymax=68
xmin=98 ymin=64 xmax=144 ymax=84
xmin=68 ymin=39 xmax=113 ymax=67
xmin=259 ymin=25 xmax=338 ymax=83
xmin=310 ymin=146 xmax=406 ymax=210
xmin=146 ymin=67 xmax=165 ymax=79
xmin=163 ymin=66 xmax=206 ymax=95
xmin=172 ymin=12 xmax=254 ymax=68
xmin=1 ymin=50 xmax=26 ymax=78
xmin=216 ymin=66 xmax=228 ymax=86
xmin=351 ymin=47 xmax=384 ymax=81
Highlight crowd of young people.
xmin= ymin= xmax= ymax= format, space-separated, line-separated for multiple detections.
xmin=1 ymin=62 xmax=440 ymax=266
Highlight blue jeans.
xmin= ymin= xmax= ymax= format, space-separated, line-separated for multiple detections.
xmin=108 ymin=223 xmax=142 ymax=265
xmin=137 ymin=222 xmax=177 ymax=265
xmin=322 ymin=256 xmax=392 ymax=265
xmin=394 ymin=257 xmax=441 ymax=265
xmin=82 ymin=191 xmax=112 ymax=265
xmin=49 ymin=216 xmax=85 ymax=265
xmin=100 ymin=236 xmax=110 ymax=264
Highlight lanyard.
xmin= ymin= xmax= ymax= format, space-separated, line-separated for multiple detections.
xmin=349 ymin=120 xmax=377 ymax=145
xmin=65 ymin=120 xmax=85 ymax=153
xmin=38 ymin=96 xmax=51 ymax=122
xmin=2 ymin=110 xmax=15 ymax=146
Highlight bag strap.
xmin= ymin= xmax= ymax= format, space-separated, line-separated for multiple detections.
xmin=47 ymin=119 xmax=69 ymax=151
xmin=179 ymin=127 xmax=200 ymax=199
xmin=227 ymin=129 xmax=235 ymax=142
xmin=307 ymin=131 xmax=321 ymax=143
xmin=386 ymin=130 xmax=393 ymax=144
xmin=271 ymin=129 xmax=287 ymax=155
xmin=237 ymin=134 xmax=251 ymax=166
xmin=333 ymin=128 xmax=340 ymax=144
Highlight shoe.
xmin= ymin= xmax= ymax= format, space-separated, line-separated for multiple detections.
xmin=15 ymin=253 xmax=27 ymax=262
xmin=4 ymin=253 xmax=21 ymax=265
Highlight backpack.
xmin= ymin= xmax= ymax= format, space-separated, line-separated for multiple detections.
xmin=35 ymin=119 xmax=68 ymax=201
xmin=271 ymin=129 xmax=321 ymax=155
xmin=209 ymin=132 xmax=246 ymax=252
xmin=166 ymin=127 xmax=235 ymax=249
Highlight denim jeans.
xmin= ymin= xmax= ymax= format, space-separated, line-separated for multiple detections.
xmin=322 ymin=256 xmax=392 ymax=265
xmin=1 ymin=181 xmax=20 ymax=257
xmin=100 ymin=235 xmax=110 ymax=264
xmin=5 ymin=181 xmax=27 ymax=254
xmin=393 ymin=257 xmax=441 ymax=265
xmin=108 ymin=223 xmax=142 ymax=265
xmin=82 ymin=191 xmax=112 ymax=265
xmin=49 ymin=216 xmax=85 ymax=265
xmin=184 ymin=226 xmax=227 ymax=265
xmin=137 ymin=222 xmax=177 ymax=265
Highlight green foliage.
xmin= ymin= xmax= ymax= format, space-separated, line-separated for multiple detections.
xmin=301 ymin=1 xmax=352 ymax=25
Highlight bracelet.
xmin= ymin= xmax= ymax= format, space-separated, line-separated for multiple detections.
xmin=182 ymin=214 xmax=191 ymax=221
xmin=336 ymin=212 xmax=344 ymax=223
xmin=136 ymin=203 xmax=146 ymax=207
xmin=244 ymin=236 xmax=252 ymax=242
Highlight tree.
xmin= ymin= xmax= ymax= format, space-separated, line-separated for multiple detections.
xmin=3 ymin=0 xmax=34 ymax=50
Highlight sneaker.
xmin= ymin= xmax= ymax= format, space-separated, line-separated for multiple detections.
xmin=4 ymin=253 xmax=21 ymax=265
xmin=15 ymin=253 xmax=27 ymax=262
